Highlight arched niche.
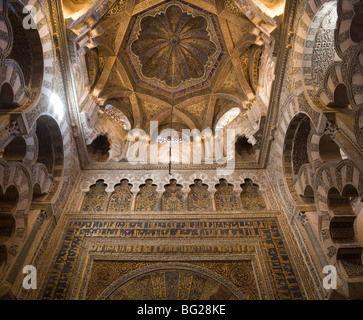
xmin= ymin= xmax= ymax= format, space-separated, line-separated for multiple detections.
xmin=350 ymin=2 xmax=363 ymax=43
xmin=84 ymin=48 xmax=99 ymax=91
xmin=319 ymin=134 xmax=342 ymax=162
xmin=235 ymin=136 xmax=254 ymax=156
xmin=81 ymin=180 xmax=108 ymax=212
xmin=97 ymin=263 xmax=246 ymax=300
xmin=35 ymin=116 xmax=64 ymax=177
xmin=234 ymin=135 xmax=258 ymax=163
xmin=0 ymin=83 xmax=19 ymax=110
xmin=283 ymin=113 xmax=312 ymax=182
xmin=32 ymin=183 xmax=47 ymax=202
xmin=327 ymin=186 xmax=359 ymax=244
xmin=0 ymin=83 xmax=14 ymax=103
xmin=240 ymin=178 xmax=266 ymax=211
xmin=328 ymin=84 xmax=352 ymax=110
xmin=0 ymin=136 xmax=27 ymax=161
xmin=215 ymin=107 xmax=241 ymax=131
xmin=300 ymin=185 xmax=319 ymax=236
xmin=0 ymin=185 xmax=19 ymax=270
xmin=104 ymin=104 xmax=132 ymax=131
xmin=87 ymin=134 xmax=111 ymax=162
xmin=0 ymin=245 xmax=7 ymax=271
xmin=7 ymin=1 xmax=44 ymax=95
xmin=0 ymin=185 xmax=19 ymax=215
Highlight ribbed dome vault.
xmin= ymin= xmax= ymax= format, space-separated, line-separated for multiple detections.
xmin=131 ymin=5 xmax=217 ymax=87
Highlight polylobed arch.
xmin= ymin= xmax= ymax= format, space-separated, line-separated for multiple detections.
xmin=87 ymin=134 xmax=111 ymax=162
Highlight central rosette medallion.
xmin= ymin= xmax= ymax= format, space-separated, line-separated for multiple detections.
xmin=130 ymin=5 xmax=218 ymax=88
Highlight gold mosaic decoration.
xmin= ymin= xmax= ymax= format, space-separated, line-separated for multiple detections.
xmin=105 ymin=0 xmax=127 ymax=17
xmin=42 ymin=217 xmax=305 ymax=300
xmin=187 ymin=179 xmax=212 ymax=211
xmin=215 ymin=179 xmax=240 ymax=211
xmin=161 ymin=179 xmax=184 ymax=211
xmin=86 ymin=260 xmax=258 ymax=300
xmin=135 ymin=179 xmax=158 ymax=212
xmin=107 ymin=179 xmax=133 ymax=212
xmin=81 ymin=180 xmax=108 ymax=212
xmin=240 ymin=179 xmax=266 ymax=210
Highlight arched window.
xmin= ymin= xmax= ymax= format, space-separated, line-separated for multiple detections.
xmin=215 ymin=107 xmax=241 ymax=131
xmin=105 ymin=105 xmax=131 ymax=130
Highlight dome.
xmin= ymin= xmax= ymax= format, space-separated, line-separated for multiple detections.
xmin=131 ymin=5 xmax=217 ymax=88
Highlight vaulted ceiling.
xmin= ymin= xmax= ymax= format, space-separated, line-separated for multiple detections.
xmin=64 ymin=0 xmax=284 ymax=163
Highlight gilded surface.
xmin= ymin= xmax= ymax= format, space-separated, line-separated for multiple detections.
xmin=86 ymin=260 xmax=258 ymax=300
xmin=81 ymin=180 xmax=108 ymax=212
xmin=130 ymin=4 xmax=217 ymax=87
xmin=161 ymin=179 xmax=184 ymax=211
xmin=187 ymin=179 xmax=212 ymax=211
xmin=241 ymin=179 xmax=267 ymax=210
xmin=108 ymin=180 xmax=133 ymax=212
xmin=120 ymin=0 xmax=229 ymax=102
xmin=135 ymin=179 xmax=159 ymax=211
xmin=42 ymin=217 xmax=304 ymax=300
xmin=215 ymin=179 xmax=240 ymax=211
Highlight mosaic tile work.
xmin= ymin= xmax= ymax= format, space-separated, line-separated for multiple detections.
xmin=188 ymin=179 xmax=212 ymax=211
xmin=107 ymin=180 xmax=133 ymax=212
xmin=41 ymin=217 xmax=304 ymax=300
xmin=215 ymin=179 xmax=240 ymax=211
xmin=161 ymin=179 xmax=184 ymax=211
xmin=86 ymin=260 xmax=258 ymax=300
xmin=81 ymin=180 xmax=108 ymax=212
xmin=240 ymin=179 xmax=267 ymax=210
xmin=135 ymin=179 xmax=158 ymax=212
xmin=108 ymin=268 xmax=238 ymax=300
